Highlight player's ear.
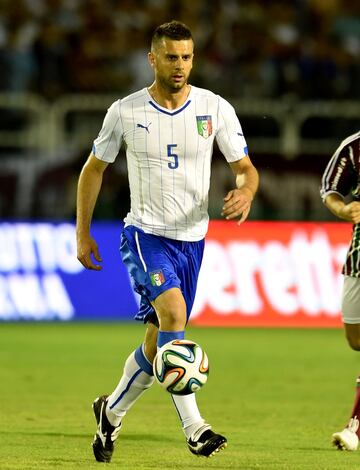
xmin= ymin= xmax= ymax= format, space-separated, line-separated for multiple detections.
xmin=148 ymin=52 xmax=155 ymax=68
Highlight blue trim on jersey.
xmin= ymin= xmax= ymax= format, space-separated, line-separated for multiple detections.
xmin=108 ymin=368 xmax=143 ymax=409
xmin=158 ymin=330 xmax=185 ymax=348
xmin=134 ymin=345 xmax=154 ymax=376
xmin=148 ymin=100 xmax=191 ymax=116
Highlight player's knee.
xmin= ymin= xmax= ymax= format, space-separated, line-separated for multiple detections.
xmin=158 ymin=305 xmax=186 ymax=330
xmin=153 ymin=288 xmax=187 ymax=330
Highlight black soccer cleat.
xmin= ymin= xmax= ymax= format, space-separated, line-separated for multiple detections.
xmin=92 ymin=395 xmax=122 ymax=462
xmin=187 ymin=425 xmax=227 ymax=457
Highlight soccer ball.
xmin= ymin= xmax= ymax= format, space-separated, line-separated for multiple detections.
xmin=153 ymin=339 xmax=209 ymax=395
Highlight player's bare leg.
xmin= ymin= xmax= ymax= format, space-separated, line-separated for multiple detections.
xmin=344 ymin=323 xmax=360 ymax=352
xmin=152 ymin=287 xmax=187 ymax=332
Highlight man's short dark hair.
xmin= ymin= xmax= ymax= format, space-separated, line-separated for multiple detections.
xmin=151 ymin=20 xmax=193 ymax=47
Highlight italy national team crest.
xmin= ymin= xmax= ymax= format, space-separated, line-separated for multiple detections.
xmin=196 ymin=115 xmax=212 ymax=139
xmin=150 ymin=270 xmax=165 ymax=287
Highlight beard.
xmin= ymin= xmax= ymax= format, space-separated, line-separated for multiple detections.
xmin=157 ymin=74 xmax=188 ymax=93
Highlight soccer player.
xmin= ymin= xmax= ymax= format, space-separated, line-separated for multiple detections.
xmin=76 ymin=20 xmax=259 ymax=462
xmin=320 ymin=130 xmax=360 ymax=451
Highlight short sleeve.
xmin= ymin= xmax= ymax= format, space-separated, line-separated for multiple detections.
xmin=320 ymin=143 xmax=357 ymax=201
xmin=215 ymin=96 xmax=248 ymax=163
xmin=92 ymin=100 xmax=123 ymax=163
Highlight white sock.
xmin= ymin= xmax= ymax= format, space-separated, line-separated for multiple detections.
xmin=106 ymin=345 xmax=154 ymax=427
xmin=171 ymin=393 xmax=206 ymax=439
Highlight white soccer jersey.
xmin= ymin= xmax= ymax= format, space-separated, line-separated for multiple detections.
xmin=92 ymin=85 xmax=248 ymax=241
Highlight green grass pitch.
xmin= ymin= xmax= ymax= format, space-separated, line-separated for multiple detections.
xmin=1 ymin=323 xmax=359 ymax=469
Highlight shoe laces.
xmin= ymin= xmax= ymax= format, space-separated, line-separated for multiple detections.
xmin=347 ymin=416 xmax=359 ymax=433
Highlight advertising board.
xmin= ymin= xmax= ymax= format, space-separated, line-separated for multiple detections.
xmin=0 ymin=221 xmax=351 ymax=326
xmin=192 ymin=221 xmax=350 ymax=327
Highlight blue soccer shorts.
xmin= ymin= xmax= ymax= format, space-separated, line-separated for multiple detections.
xmin=120 ymin=225 xmax=205 ymax=325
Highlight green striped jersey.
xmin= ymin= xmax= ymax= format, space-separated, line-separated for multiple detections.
xmin=320 ymin=131 xmax=360 ymax=276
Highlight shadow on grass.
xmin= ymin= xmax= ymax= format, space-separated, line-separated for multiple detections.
xmin=0 ymin=430 xmax=178 ymax=442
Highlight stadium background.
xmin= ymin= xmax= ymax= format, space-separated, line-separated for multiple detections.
xmin=1 ymin=0 xmax=359 ymax=325
xmin=1 ymin=2 xmax=360 ymax=469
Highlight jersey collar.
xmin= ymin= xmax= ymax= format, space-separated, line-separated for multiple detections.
xmin=145 ymin=86 xmax=192 ymax=116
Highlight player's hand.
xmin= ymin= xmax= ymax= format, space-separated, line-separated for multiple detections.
xmin=340 ymin=202 xmax=360 ymax=224
xmin=77 ymin=235 xmax=103 ymax=270
xmin=221 ymin=187 xmax=253 ymax=225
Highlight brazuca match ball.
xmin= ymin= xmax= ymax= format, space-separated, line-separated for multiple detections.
xmin=153 ymin=339 xmax=209 ymax=395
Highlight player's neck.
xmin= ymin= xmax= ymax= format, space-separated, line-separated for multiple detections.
xmin=147 ymin=83 xmax=191 ymax=110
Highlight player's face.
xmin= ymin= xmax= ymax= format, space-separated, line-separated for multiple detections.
xmin=149 ymin=38 xmax=194 ymax=92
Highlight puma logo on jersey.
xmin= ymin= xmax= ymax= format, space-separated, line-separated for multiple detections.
xmin=137 ymin=123 xmax=151 ymax=133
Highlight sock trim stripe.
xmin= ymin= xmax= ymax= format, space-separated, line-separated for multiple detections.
xmin=135 ymin=345 xmax=154 ymax=376
xmin=157 ymin=330 xmax=185 ymax=348
xmin=108 ymin=368 xmax=142 ymax=410
xmin=171 ymin=394 xmax=183 ymax=424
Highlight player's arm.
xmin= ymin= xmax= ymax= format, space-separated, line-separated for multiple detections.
xmin=324 ymin=193 xmax=360 ymax=224
xmin=222 ymin=156 xmax=259 ymax=225
xmin=321 ymin=139 xmax=360 ymax=223
xmin=76 ymin=153 xmax=109 ymax=270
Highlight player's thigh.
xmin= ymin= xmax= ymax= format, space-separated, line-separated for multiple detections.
xmin=177 ymin=239 xmax=205 ymax=321
xmin=342 ymin=276 xmax=360 ymax=350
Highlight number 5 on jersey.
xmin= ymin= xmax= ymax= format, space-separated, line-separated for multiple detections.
xmin=167 ymin=144 xmax=179 ymax=170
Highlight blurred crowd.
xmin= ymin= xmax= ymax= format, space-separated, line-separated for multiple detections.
xmin=0 ymin=0 xmax=359 ymax=100
xmin=0 ymin=0 xmax=359 ymax=221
